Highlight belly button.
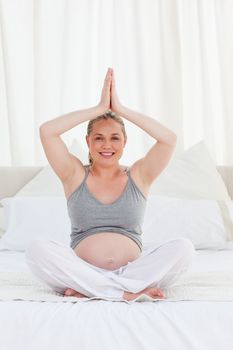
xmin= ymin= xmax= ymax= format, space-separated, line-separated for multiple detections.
xmin=107 ymin=257 xmax=115 ymax=263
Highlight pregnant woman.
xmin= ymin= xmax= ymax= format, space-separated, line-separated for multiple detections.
xmin=25 ymin=68 xmax=195 ymax=301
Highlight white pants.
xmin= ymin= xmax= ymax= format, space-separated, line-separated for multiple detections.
xmin=25 ymin=237 xmax=195 ymax=299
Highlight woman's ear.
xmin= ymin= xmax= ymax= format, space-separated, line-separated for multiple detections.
xmin=86 ymin=135 xmax=90 ymax=148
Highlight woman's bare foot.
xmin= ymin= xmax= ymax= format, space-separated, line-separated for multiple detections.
xmin=64 ymin=288 xmax=89 ymax=298
xmin=123 ymin=287 xmax=165 ymax=301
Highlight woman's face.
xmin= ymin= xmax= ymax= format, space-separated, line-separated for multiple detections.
xmin=86 ymin=119 xmax=127 ymax=165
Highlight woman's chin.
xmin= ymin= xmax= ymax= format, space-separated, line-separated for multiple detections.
xmin=97 ymin=154 xmax=117 ymax=162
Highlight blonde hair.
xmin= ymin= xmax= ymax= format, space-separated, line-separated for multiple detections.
xmin=87 ymin=109 xmax=127 ymax=166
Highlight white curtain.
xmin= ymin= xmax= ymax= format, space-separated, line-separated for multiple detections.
xmin=0 ymin=0 xmax=233 ymax=166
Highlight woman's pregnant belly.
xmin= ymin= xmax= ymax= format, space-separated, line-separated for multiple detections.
xmin=73 ymin=232 xmax=141 ymax=271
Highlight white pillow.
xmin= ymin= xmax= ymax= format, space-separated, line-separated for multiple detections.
xmin=0 ymin=228 xmax=4 ymax=239
xmin=15 ymin=138 xmax=88 ymax=197
xmin=0 ymin=139 xmax=88 ymax=234
xmin=0 ymin=208 xmax=6 ymax=233
xmin=142 ymin=195 xmax=233 ymax=249
xmin=0 ymin=197 xmax=70 ymax=251
xmin=15 ymin=165 xmax=64 ymax=197
xmin=150 ymin=140 xmax=230 ymax=200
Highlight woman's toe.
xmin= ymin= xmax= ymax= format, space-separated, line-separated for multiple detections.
xmin=155 ymin=288 xmax=165 ymax=298
xmin=64 ymin=288 xmax=76 ymax=296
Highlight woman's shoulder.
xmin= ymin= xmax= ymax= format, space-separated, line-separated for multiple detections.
xmin=127 ymin=162 xmax=150 ymax=198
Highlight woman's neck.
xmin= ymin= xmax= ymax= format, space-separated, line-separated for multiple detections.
xmin=88 ymin=163 xmax=126 ymax=180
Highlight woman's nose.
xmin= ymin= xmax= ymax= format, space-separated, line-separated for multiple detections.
xmin=102 ymin=141 xmax=112 ymax=147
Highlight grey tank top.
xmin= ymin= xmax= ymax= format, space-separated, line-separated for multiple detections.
xmin=67 ymin=165 xmax=147 ymax=252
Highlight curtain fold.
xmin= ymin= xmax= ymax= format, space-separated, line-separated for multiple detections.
xmin=0 ymin=0 xmax=232 ymax=166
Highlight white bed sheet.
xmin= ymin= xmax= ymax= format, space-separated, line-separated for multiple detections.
xmin=1 ymin=247 xmax=233 ymax=350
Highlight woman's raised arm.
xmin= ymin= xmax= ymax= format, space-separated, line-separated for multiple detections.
xmin=110 ymin=68 xmax=177 ymax=187
xmin=40 ymin=68 xmax=112 ymax=136
xmin=39 ymin=68 xmax=112 ymax=183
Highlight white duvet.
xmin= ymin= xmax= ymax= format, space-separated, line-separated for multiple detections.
xmin=1 ymin=246 xmax=233 ymax=349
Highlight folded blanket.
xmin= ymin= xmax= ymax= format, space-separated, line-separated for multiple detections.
xmin=1 ymin=270 xmax=233 ymax=303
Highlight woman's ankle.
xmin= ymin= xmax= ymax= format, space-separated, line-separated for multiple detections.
xmin=123 ymin=291 xmax=139 ymax=301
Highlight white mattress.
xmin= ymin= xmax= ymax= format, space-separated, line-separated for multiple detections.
xmin=1 ymin=247 xmax=233 ymax=350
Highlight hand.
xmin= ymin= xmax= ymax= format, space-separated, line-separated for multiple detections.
xmin=110 ymin=69 xmax=123 ymax=114
xmin=97 ymin=68 xmax=112 ymax=113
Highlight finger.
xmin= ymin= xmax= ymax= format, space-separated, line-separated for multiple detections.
xmin=111 ymin=71 xmax=115 ymax=86
xmin=105 ymin=70 xmax=112 ymax=83
xmin=103 ymin=79 xmax=111 ymax=91
xmin=104 ymin=79 xmax=111 ymax=88
xmin=106 ymin=68 xmax=112 ymax=77
xmin=104 ymin=74 xmax=111 ymax=83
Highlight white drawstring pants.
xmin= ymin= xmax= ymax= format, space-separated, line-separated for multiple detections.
xmin=25 ymin=237 xmax=195 ymax=299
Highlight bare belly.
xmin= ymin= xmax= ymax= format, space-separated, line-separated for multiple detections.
xmin=73 ymin=232 xmax=141 ymax=271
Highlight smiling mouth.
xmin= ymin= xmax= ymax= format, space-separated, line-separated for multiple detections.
xmin=99 ymin=152 xmax=115 ymax=157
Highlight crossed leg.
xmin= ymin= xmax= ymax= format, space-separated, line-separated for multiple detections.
xmin=25 ymin=238 xmax=195 ymax=301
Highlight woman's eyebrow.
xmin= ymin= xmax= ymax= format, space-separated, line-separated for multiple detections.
xmin=94 ymin=133 xmax=120 ymax=136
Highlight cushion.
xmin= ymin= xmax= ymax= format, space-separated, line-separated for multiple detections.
xmin=0 ymin=139 xmax=87 ymax=234
xmin=142 ymin=195 xmax=233 ymax=249
xmin=150 ymin=140 xmax=230 ymax=200
xmin=0 ymin=197 xmax=70 ymax=251
xmin=15 ymin=139 xmax=88 ymax=197
xmin=0 ymin=209 xmax=5 ymax=234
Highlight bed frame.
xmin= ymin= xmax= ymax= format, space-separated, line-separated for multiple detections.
xmin=0 ymin=166 xmax=233 ymax=200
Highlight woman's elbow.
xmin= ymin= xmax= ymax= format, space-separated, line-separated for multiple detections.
xmin=167 ymin=132 xmax=177 ymax=146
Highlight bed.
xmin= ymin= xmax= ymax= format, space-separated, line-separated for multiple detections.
xmin=1 ymin=140 xmax=233 ymax=350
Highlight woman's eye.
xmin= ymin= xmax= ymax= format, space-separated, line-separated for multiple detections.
xmin=95 ymin=137 xmax=119 ymax=140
